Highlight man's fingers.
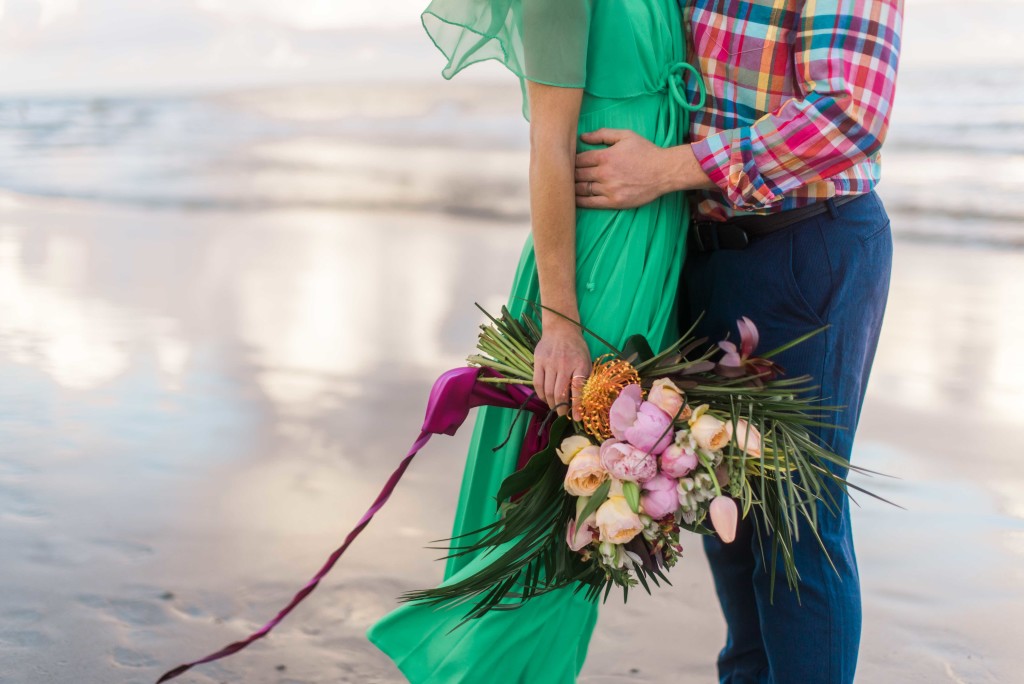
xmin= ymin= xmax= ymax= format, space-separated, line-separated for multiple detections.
xmin=575 ymin=194 xmax=615 ymax=210
xmin=575 ymin=149 xmax=602 ymax=169
xmin=574 ymin=166 xmax=599 ymax=182
xmin=579 ymin=128 xmax=629 ymax=147
xmin=574 ymin=181 xmax=604 ymax=198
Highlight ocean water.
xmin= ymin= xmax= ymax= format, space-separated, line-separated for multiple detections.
xmin=0 ymin=4 xmax=1022 ymax=244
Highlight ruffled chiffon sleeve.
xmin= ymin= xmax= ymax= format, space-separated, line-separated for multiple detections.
xmin=421 ymin=0 xmax=594 ymax=118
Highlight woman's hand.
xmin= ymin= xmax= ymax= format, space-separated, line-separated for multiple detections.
xmin=533 ymin=319 xmax=591 ymax=420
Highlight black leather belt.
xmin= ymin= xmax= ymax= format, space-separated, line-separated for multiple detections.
xmin=690 ymin=193 xmax=862 ymax=252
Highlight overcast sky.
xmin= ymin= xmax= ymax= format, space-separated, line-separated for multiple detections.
xmin=0 ymin=0 xmax=443 ymax=94
xmin=0 ymin=0 xmax=1018 ymax=96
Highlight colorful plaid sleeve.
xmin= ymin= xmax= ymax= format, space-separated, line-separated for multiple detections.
xmin=689 ymin=0 xmax=904 ymax=212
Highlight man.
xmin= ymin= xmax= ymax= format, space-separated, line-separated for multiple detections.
xmin=575 ymin=1 xmax=904 ymax=682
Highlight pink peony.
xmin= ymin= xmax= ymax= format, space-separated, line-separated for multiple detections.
xmin=609 ymin=384 xmax=673 ymax=455
xmin=609 ymin=384 xmax=643 ymax=438
xmin=640 ymin=473 xmax=679 ymax=519
xmin=660 ymin=443 xmax=698 ymax=478
xmin=599 ymin=439 xmax=658 ymax=483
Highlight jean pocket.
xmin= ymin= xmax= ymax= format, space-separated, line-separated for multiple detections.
xmin=856 ymin=192 xmax=892 ymax=244
xmin=784 ymin=220 xmax=833 ymax=326
xmin=858 ymin=219 xmax=891 ymax=245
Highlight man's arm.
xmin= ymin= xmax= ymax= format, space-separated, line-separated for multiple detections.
xmin=576 ymin=0 xmax=904 ymax=210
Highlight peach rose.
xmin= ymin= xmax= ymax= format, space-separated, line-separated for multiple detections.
xmin=563 ymin=446 xmax=608 ymax=496
xmin=690 ymin=412 xmax=729 ymax=451
xmin=595 ymin=495 xmax=644 ymax=544
xmin=648 ymin=378 xmax=691 ymax=421
xmin=557 ymin=434 xmax=593 ymax=465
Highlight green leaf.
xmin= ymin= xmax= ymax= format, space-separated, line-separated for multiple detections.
xmin=495 ymin=416 xmax=571 ymax=507
xmin=622 ymin=480 xmax=641 ymax=513
xmin=760 ymin=325 xmax=829 ymax=359
xmin=576 ymin=478 xmax=611 ymax=529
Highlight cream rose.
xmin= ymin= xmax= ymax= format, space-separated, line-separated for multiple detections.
xmin=557 ymin=434 xmax=593 ymax=465
xmin=727 ymin=418 xmax=763 ymax=458
xmin=563 ymin=446 xmax=608 ymax=496
xmin=647 ymin=378 xmax=691 ymax=421
xmin=690 ymin=413 xmax=730 ymax=451
xmin=595 ymin=495 xmax=643 ymax=544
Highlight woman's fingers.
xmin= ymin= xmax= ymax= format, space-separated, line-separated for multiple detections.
xmin=534 ymin=333 xmax=591 ymax=417
xmin=554 ymin=370 xmax=570 ymax=416
xmin=570 ymin=373 xmax=584 ymax=421
xmin=544 ymin=368 xmax=561 ymax=411
xmin=534 ymin=365 xmax=546 ymax=406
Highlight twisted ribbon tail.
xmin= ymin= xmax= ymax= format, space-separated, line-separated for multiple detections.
xmin=156 ymin=367 xmax=544 ymax=683
xmin=663 ymin=60 xmax=707 ymax=143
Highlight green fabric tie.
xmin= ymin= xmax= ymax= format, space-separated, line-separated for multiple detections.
xmin=663 ymin=60 xmax=707 ymax=144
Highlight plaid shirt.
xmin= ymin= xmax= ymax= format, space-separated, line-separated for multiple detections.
xmin=681 ymin=0 xmax=904 ymax=220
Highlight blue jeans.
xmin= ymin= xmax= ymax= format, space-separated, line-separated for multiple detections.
xmin=681 ymin=191 xmax=893 ymax=684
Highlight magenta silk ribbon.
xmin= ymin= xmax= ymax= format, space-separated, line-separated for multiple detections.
xmin=156 ymin=367 xmax=548 ymax=683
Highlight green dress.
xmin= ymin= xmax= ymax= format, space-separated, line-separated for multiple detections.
xmin=367 ymin=1 xmax=701 ymax=680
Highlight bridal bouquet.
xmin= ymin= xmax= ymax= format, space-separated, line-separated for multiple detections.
xmin=400 ymin=306 xmax=885 ymax=622
xmin=156 ymin=304 xmax=890 ymax=682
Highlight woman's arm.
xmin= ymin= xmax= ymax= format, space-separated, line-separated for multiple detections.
xmin=526 ymin=80 xmax=590 ymax=420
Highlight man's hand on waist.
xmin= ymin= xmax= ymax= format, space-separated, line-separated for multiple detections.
xmin=574 ymin=128 xmax=715 ymax=210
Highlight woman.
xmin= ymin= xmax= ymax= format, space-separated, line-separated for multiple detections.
xmin=367 ymin=0 xmax=703 ymax=680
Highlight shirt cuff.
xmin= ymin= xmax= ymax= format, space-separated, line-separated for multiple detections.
xmin=691 ymin=129 xmax=780 ymax=211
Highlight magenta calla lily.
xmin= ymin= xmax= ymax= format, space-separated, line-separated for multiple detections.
xmin=716 ymin=317 xmax=784 ymax=382
xmin=718 ymin=315 xmax=758 ymax=368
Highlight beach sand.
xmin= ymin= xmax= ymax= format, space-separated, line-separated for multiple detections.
xmin=0 ymin=183 xmax=1021 ymax=683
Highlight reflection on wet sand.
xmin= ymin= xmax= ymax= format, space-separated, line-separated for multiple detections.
xmin=0 ymin=190 xmax=1021 ymax=683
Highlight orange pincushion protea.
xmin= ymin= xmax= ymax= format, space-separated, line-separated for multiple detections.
xmin=579 ymin=354 xmax=641 ymax=439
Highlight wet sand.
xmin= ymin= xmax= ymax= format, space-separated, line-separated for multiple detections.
xmin=0 ymin=187 xmax=1021 ymax=683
